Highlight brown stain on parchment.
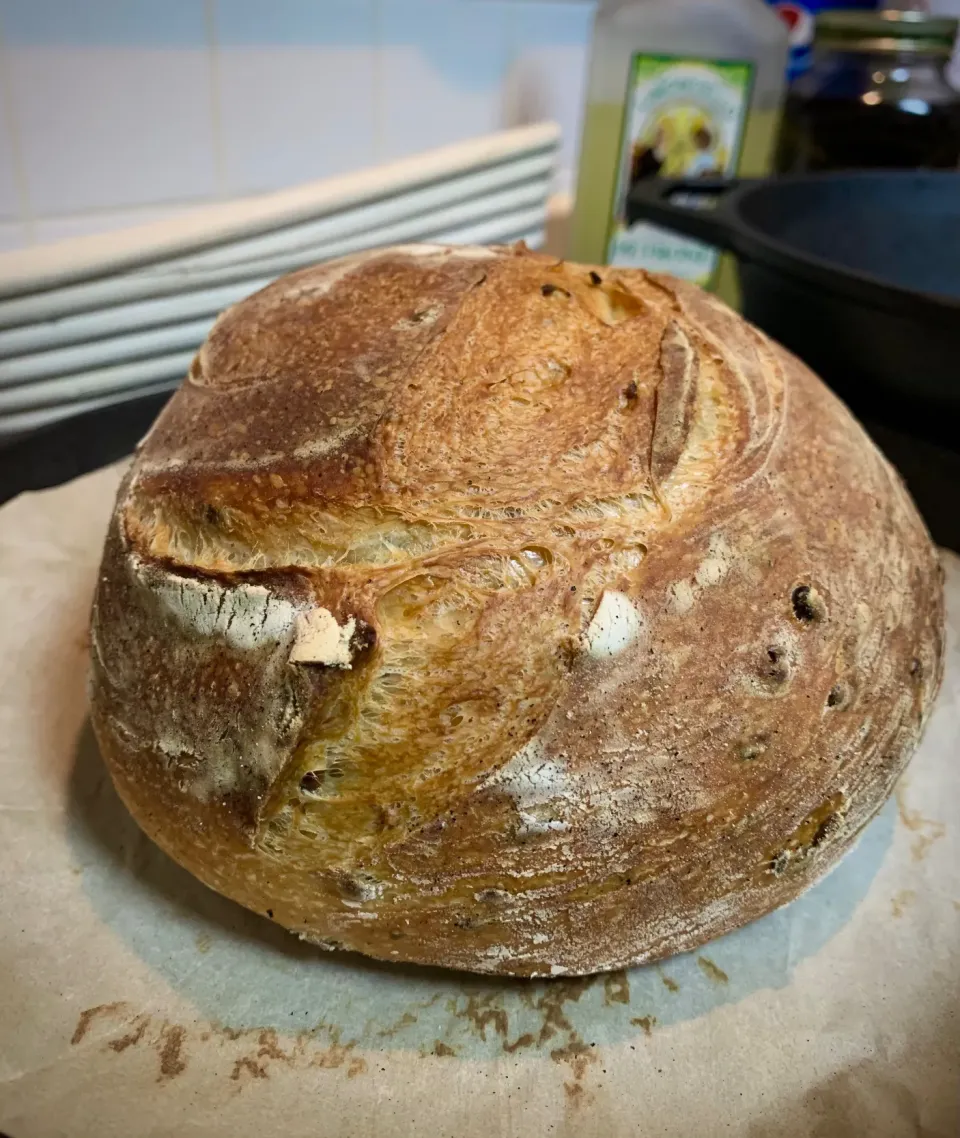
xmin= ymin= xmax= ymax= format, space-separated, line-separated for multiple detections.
xmin=447 ymin=975 xmax=597 ymax=1054
xmin=454 ymin=992 xmax=509 ymax=1043
xmin=895 ymin=784 xmax=945 ymax=861
xmin=107 ymin=1015 xmax=150 ymax=1053
xmin=630 ymin=1015 xmax=657 ymax=1037
xmin=71 ymin=1004 xmax=189 ymax=1083
xmin=375 ymin=993 xmax=444 ymax=1042
xmin=603 ymin=970 xmax=630 ymax=1005
xmin=503 ymin=1032 xmax=535 ymax=1053
xmin=536 ymin=980 xmax=600 ymax=1107
xmin=550 ymin=1036 xmax=598 ymax=1106
xmin=444 ymin=976 xmax=603 ymax=1106
xmin=255 ymin=1028 xmax=290 ymax=1062
xmin=523 ymin=977 xmax=595 ymax=1048
xmin=376 ymin=1010 xmax=418 ymax=1039
xmin=69 ymin=968 xmax=637 ymax=1101
xmin=231 ymin=1056 xmax=268 ymax=1082
xmin=69 ymin=1002 xmax=368 ymax=1087
xmin=309 ymin=1026 xmax=367 ymax=1078
xmin=228 ymin=1029 xmax=307 ymax=1082
xmin=158 ymin=1025 xmax=187 ymax=1081
xmin=891 ymin=889 xmax=916 ymax=918
xmin=697 ymin=956 xmax=729 ymax=985
xmin=71 ymin=1002 xmax=127 ymax=1045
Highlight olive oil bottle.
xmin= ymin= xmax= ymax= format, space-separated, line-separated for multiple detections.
xmin=570 ymin=0 xmax=788 ymax=303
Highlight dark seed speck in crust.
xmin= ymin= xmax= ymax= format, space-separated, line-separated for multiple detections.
xmin=760 ymin=647 xmax=790 ymax=686
xmin=791 ymin=584 xmax=825 ymax=624
xmin=300 ymin=770 xmax=324 ymax=793
xmin=350 ymin=620 xmax=377 ymax=655
xmin=739 ymin=736 xmax=768 ymax=761
xmin=827 ymin=683 xmax=849 ymax=709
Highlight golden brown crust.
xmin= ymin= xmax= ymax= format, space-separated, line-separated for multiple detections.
xmin=89 ymin=244 xmax=944 ymax=976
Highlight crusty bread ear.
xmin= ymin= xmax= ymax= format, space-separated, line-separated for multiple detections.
xmin=89 ymin=243 xmax=944 ymax=977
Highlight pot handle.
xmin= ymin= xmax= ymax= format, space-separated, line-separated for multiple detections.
xmin=625 ymin=178 xmax=745 ymax=251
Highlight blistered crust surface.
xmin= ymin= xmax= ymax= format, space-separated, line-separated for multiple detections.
xmin=90 ymin=244 xmax=944 ymax=976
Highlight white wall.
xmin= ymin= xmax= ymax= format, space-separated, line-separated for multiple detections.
xmin=0 ymin=0 xmax=595 ymax=252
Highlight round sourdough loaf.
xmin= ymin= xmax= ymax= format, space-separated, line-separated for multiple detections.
xmin=89 ymin=243 xmax=944 ymax=976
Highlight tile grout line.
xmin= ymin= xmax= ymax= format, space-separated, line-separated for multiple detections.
xmin=204 ymin=0 xmax=229 ymax=199
xmin=26 ymin=196 xmax=228 ymax=223
xmin=0 ymin=17 xmax=35 ymax=244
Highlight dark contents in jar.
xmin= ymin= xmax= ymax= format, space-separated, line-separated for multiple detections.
xmin=776 ymin=10 xmax=960 ymax=173
xmin=778 ymin=92 xmax=960 ymax=170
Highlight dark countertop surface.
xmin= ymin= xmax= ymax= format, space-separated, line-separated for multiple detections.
xmin=0 ymin=391 xmax=957 ymax=552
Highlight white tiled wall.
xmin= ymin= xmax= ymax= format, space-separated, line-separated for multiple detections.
xmin=0 ymin=0 xmax=595 ymax=252
xmin=380 ymin=0 xmax=514 ymax=161
xmin=215 ymin=0 xmax=380 ymax=194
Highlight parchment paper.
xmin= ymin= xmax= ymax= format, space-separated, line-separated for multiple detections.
xmin=0 ymin=465 xmax=956 ymax=1138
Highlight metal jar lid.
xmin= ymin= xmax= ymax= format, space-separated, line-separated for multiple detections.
xmin=816 ymin=8 xmax=960 ymax=56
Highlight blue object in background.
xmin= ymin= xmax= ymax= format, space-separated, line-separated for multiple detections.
xmin=767 ymin=0 xmax=880 ymax=80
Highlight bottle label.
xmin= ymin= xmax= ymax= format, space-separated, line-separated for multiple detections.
xmin=606 ymin=53 xmax=754 ymax=285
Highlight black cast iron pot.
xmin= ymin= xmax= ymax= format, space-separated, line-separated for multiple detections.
xmin=626 ymin=171 xmax=960 ymax=446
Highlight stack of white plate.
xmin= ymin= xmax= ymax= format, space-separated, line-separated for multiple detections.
xmin=0 ymin=123 xmax=559 ymax=441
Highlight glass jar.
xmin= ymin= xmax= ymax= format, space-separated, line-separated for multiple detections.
xmin=776 ymin=8 xmax=960 ymax=172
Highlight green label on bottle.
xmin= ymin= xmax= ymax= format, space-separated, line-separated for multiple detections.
xmin=606 ymin=53 xmax=754 ymax=285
